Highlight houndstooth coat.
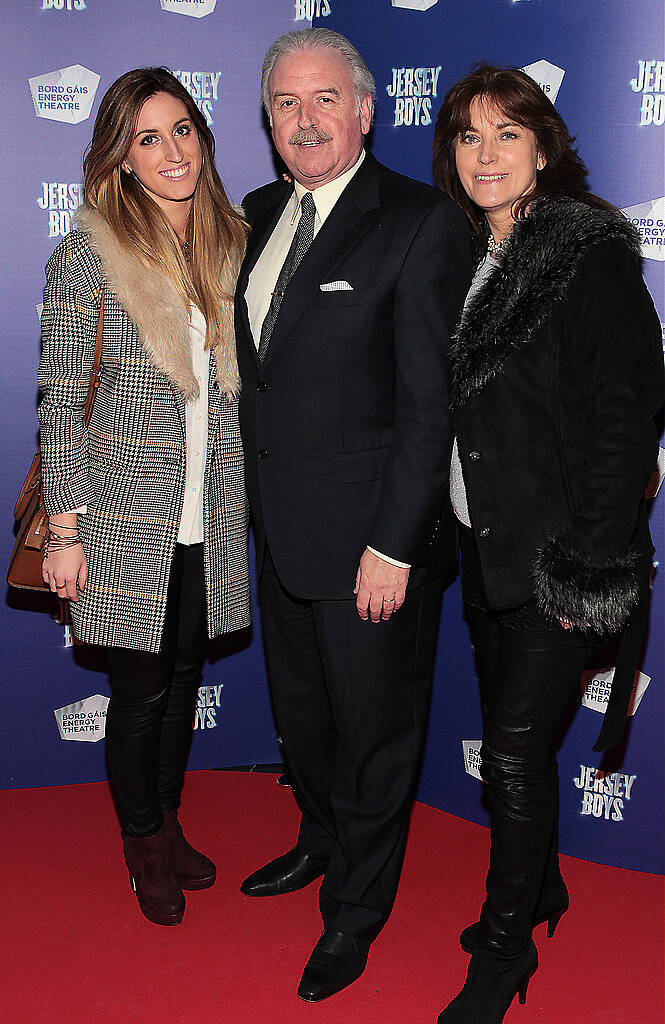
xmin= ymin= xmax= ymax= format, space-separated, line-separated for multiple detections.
xmin=38 ymin=206 xmax=251 ymax=652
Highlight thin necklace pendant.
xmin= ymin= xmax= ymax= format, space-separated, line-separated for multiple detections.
xmin=180 ymin=238 xmax=192 ymax=264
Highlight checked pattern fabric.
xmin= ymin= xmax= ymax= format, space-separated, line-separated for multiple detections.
xmin=258 ymin=191 xmax=316 ymax=364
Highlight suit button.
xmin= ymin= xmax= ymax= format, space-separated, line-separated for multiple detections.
xmin=257 ymin=449 xmax=270 ymax=459
xmin=469 ymin=451 xmax=481 ymax=461
xmin=257 ymin=382 xmax=271 ymax=392
xmin=479 ymin=527 xmax=491 ymax=538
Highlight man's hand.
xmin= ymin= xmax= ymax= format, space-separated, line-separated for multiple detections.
xmin=354 ymin=548 xmax=410 ymax=623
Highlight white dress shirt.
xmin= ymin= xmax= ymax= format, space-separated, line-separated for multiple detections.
xmin=245 ymin=150 xmax=408 ymax=570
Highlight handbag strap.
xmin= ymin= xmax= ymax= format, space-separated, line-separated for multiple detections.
xmin=83 ymin=291 xmax=104 ymax=428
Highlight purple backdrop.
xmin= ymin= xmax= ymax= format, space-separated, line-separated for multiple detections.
xmin=2 ymin=0 xmax=663 ymax=875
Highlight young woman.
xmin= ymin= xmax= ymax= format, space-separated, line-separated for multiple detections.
xmin=432 ymin=65 xmax=663 ymax=1022
xmin=39 ymin=67 xmax=250 ymax=927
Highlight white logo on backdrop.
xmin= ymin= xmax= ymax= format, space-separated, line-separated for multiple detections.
xmin=386 ymin=65 xmax=442 ymax=126
xmin=521 ymin=59 xmax=565 ymax=102
xmin=160 ymin=0 xmax=217 ymax=16
xmin=294 ymin=0 xmax=331 ymax=18
xmin=36 ymin=303 xmax=44 ymax=325
xmin=621 ymin=197 xmax=665 ymax=262
xmin=54 ymin=694 xmax=109 ymax=742
xmin=172 ymin=71 xmax=221 ymax=128
xmin=646 ymin=447 xmax=665 ymax=500
xmin=28 ymin=65 xmax=100 ymax=124
xmin=392 ymin=0 xmax=439 ymax=11
xmin=630 ymin=60 xmax=664 ymax=126
xmin=573 ymin=764 xmax=637 ymax=822
xmin=194 ymin=684 xmax=223 ymax=730
xmin=462 ymin=739 xmax=483 ymax=781
xmin=37 ymin=181 xmax=84 ymax=238
xmin=580 ymin=668 xmax=651 ymax=718
xmin=41 ymin=0 xmax=87 ymax=9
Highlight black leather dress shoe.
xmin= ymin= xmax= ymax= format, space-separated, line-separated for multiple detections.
xmin=297 ymin=929 xmax=370 ymax=1002
xmin=240 ymin=847 xmax=327 ymax=897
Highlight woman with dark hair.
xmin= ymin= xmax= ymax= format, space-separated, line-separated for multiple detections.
xmin=39 ymin=68 xmax=250 ymax=926
xmin=432 ymin=65 xmax=662 ymax=1022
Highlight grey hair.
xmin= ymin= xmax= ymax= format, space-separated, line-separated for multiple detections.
xmin=261 ymin=28 xmax=376 ymax=121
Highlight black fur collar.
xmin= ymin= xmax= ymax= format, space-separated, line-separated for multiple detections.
xmin=450 ymin=196 xmax=642 ymax=409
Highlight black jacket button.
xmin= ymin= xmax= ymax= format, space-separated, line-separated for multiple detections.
xmin=257 ymin=382 xmax=271 ymax=392
xmin=469 ymin=451 xmax=481 ymax=461
xmin=479 ymin=526 xmax=491 ymax=538
xmin=258 ymin=449 xmax=270 ymax=459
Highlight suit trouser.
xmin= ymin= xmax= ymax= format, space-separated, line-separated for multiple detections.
xmin=105 ymin=543 xmax=207 ymax=837
xmin=466 ymin=605 xmax=594 ymax=957
xmin=259 ymin=551 xmax=444 ymax=942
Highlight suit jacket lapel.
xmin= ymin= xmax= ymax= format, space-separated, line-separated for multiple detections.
xmin=238 ymin=155 xmax=383 ymax=370
xmin=236 ymin=189 xmax=292 ymax=369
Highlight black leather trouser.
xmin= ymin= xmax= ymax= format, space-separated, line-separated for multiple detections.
xmin=466 ymin=605 xmax=595 ymax=957
xmin=105 ymin=544 xmax=207 ymax=837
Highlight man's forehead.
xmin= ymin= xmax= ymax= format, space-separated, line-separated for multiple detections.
xmin=270 ymin=48 xmax=352 ymax=93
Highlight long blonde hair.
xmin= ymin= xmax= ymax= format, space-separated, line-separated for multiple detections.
xmin=83 ymin=67 xmax=247 ymax=352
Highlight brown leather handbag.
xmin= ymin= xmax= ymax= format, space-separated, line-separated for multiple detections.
xmin=7 ymin=295 xmax=105 ymax=591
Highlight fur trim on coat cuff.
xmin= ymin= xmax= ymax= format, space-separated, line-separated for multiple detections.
xmin=532 ymin=536 xmax=640 ymax=635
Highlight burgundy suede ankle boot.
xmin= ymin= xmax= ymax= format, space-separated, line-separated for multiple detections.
xmin=162 ymin=809 xmax=216 ymax=890
xmin=122 ymin=825 xmax=185 ymax=926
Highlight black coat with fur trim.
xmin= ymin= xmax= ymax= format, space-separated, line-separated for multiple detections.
xmin=452 ymin=196 xmax=663 ymax=635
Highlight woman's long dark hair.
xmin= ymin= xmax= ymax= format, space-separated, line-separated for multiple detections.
xmin=433 ymin=64 xmax=613 ymax=241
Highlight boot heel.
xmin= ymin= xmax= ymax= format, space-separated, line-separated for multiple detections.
xmin=546 ymin=906 xmax=565 ymax=938
xmin=518 ymin=966 xmax=536 ymax=1005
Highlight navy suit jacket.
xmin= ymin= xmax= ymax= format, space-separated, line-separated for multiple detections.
xmin=235 ymin=153 xmax=473 ymax=599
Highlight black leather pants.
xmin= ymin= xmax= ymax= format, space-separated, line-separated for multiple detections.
xmin=466 ymin=605 xmax=594 ymax=957
xmin=105 ymin=544 xmax=207 ymax=837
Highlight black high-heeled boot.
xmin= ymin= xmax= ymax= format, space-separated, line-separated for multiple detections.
xmin=460 ymin=876 xmax=569 ymax=953
xmin=437 ymin=941 xmax=538 ymax=1024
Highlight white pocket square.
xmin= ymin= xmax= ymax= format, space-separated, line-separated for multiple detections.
xmin=319 ymin=280 xmax=354 ymax=292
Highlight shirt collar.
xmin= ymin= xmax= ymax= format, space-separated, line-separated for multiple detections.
xmin=293 ymin=149 xmax=365 ymax=226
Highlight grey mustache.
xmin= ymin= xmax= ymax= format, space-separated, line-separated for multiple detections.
xmin=289 ymin=129 xmax=333 ymax=145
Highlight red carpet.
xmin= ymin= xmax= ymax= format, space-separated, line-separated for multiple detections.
xmin=1 ymin=770 xmax=662 ymax=1024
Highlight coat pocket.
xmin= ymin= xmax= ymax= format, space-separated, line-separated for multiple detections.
xmin=333 ymin=446 xmax=390 ymax=482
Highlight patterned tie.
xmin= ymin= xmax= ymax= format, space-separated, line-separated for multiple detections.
xmin=258 ymin=191 xmax=316 ymax=364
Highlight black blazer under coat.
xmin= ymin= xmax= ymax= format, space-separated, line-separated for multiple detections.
xmin=235 ymin=154 xmax=473 ymax=599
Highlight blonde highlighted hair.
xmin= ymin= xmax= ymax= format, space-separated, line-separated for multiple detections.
xmin=83 ymin=67 xmax=247 ymax=352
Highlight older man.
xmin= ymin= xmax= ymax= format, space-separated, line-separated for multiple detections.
xmin=235 ymin=28 xmax=471 ymax=1000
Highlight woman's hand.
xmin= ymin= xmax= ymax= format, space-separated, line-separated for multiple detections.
xmin=42 ymin=513 xmax=87 ymax=601
xmin=43 ymin=544 xmax=87 ymax=601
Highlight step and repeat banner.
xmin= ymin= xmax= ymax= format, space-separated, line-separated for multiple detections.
xmin=1 ymin=0 xmax=662 ymax=874
xmin=316 ymin=0 xmax=664 ymax=874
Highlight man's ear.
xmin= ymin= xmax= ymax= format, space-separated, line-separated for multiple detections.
xmin=359 ymin=94 xmax=373 ymax=136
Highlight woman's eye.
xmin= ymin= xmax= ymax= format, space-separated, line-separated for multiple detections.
xmin=139 ymin=134 xmax=159 ymax=146
xmin=501 ymin=131 xmax=518 ymax=140
xmin=461 ymin=133 xmax=479 ymax=144
xmin=174 ymin=124 xmax=191 ymax=137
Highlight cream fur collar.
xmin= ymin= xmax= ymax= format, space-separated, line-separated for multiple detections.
xmin=75 ymin=205 xmax=241 ymax=398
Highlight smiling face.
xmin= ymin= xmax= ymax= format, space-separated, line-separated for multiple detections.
xmin=121 ymin=91 xmax=202 ymax=229
xmin=455 ymin=96 xmax=545 ymax=238
xmin=268 ymin=47 xmax=372 ymax=189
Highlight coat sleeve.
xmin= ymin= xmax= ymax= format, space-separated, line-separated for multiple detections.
xmin=367 ymin=197 xmax=473 ymax=563
xmin=37 ymin=234 xmax=98 ymax=514
xmin=533 ymin=239 xmax=664 ymax=633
